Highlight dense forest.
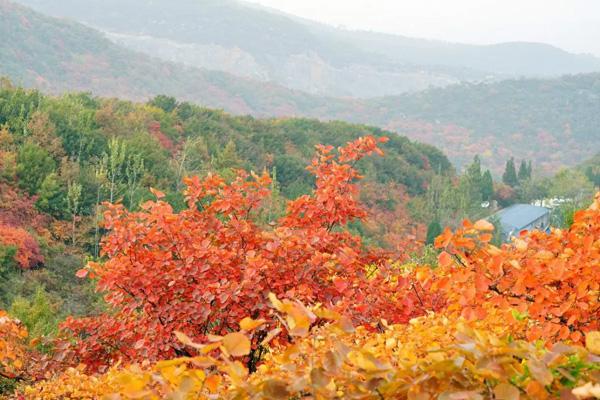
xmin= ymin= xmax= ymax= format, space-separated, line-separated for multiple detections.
xmin=0 ymin=109 xmax=598 ymax=397
xmin=362 ymin=73 xmax=600 ymax=172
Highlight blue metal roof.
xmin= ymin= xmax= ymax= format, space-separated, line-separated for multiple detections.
xmin=496 ymin=204 xmax=549 ymax=232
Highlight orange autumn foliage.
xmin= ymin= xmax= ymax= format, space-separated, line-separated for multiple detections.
xmin=0 ymin=225 xmax=43 ymax=269
xmin=434 ymin=193 xmax=600 ymax=344
xmin=6 ymin=137 xmax=600 ymax=399
xmin=60 ymin=136 xmax=438 ymax=372
xmin=0 ymin=311 xmax=28 ymax=382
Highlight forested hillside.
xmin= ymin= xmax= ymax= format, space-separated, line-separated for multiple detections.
xmin=358 ymin=73 xmax=600 ymax=173
xmin=15 ymin=0 xmax=600 ymax=98
xmin=1 ymin=1 xmax=599 ymax=397
xmin=0 ymin=0 xmax=345 ymax=117
xmin=0 ymin=82 xmax=450 ymax=323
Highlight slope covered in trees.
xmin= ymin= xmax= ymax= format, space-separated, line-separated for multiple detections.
xmin=14 ymin=0 xmax=600 ymax=98
xmin=359 ymin=73 xmax=600 ymax=173
xmin=0 ymin=0 xmax=344 ymax=117
xmin=0 ymin=83 xmax=450 ymax=323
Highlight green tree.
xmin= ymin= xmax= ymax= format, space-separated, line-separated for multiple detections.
xmin=9 ymin=286 xmax=60 ymax=340
xmin=463 ymin=156 xmax=483 ymax=202
xmin=0 ymin=244 xmax=17 ymax=279
xmin=67 ymin=181 xmax=83 ymax=245
xmin=149 ymin=95 xmax=178 ymax=113
xmin=36 ymin=172 xmax=66 ymax=218
xmin=425 ymin=220 xmax=442 ymax=245
xmin=16 ymin=142 xmax=56 ymax=194
xmin=125 ymin=154 xmax=145 ymax=209
xmin=103 ymin=137 xmax=127 ymax=203
xmin=502 ymin=158 xmax=518 ymax=187
xmin=518 ymin=160 xmax=531 ymax=181
xmin=550 ymin=169 xmax=594 ymax=201
xmin=172 ymin=137 xmax=210 ymax=191
xmin=481 ymin=170 xmax=494 ymax=201
xmin=215 ymin=139 xmax=242 ymax=172
xmin=488 ymin=214 xmax=504 ymax=246
xmin=518 ymin=177 xmax=549 ymax=204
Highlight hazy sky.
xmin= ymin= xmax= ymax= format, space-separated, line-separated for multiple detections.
xmin=251 ymin=0 xmax=600 ymax=56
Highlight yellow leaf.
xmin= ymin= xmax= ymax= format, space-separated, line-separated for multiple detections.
xmin=174 ymin=331 xmax=204 ymax=350
xmin=263 ymin=379 xmax=290 ymax=400
xmin=239 ymin=317 xmax=266 ymax=331
xmin=585 ymin=331 xmax=600 ymax=355
xmin=268 ymin=292 xmax=283 ymax=311
xmin=222 ymin=332 xmax=251 ymax=357
xmin=174 ymin=331 xmax=194 ymax=347
xmin=573 ymin=383 xmax=600 ymax=399
xmin=261 ymin=328 xmax=282 ymax=346
xmin=199 ymin=342 xmax=221 ymax=354
xmin=347 ymin=351 xmax=391 ymax=372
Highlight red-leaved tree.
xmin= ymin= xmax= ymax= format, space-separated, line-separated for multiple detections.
xmin=0 ymin=225 xmax=44 ymax=269
xmin=61 ymin=136 xmax=440 ymax=371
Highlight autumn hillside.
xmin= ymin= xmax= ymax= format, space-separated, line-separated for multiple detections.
xmin=2 ymin=0 xmax=600 ymax=175
xmin=353 ymin=73 xmax=600 ymax=173
xmin=0 ymin=0 xmax=347 ymax=117
xmin=0 ymin=82 xmax=452 ymax=338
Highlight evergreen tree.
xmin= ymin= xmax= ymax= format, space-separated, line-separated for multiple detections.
xmin=464 ymin=155 xmax=483 ymax=201
xmin=518 ymin=160 xmax=530 ymax=181
xmin=502 ymin=158 xmax=518 ymax=187
xmin=149 ymin=95 xmax=178 ymax=113
xmin=216 ymin=140 xmax=242 ymax=171
xmin=425 ymin=220 xmax=443 ymax=245
xmin=36 ymin=173 xmax=66 ymax=218
xmin=481 ymin=170 xmax=494 ymax=201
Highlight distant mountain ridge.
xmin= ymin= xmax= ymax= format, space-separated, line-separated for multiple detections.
xmin=2 ymin=0 xmax=599 ymax=176
xmin=14 ymin=0 xmax=600 ymax=98
xmin=0 ymin=0 xmax=351 ymax=117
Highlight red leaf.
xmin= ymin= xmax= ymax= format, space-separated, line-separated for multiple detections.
xmin=438 ymin=251 xmax=453 ymax=268
xmin=75 ymin=268 xmax=89 ymax=278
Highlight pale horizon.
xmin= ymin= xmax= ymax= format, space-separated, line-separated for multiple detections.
xmin=250 ymin=0 xmax=600 ymax=56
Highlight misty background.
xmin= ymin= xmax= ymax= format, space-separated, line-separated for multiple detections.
xmin=252 ymin=0 xmax=600 ymax=56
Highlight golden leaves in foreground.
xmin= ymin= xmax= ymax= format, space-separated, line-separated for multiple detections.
xmin=16 ymin=299 xmax=600 ymax=400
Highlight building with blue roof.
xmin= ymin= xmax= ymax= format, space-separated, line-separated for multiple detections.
xmin=495 ymin=204 xmax=550 ymax=241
